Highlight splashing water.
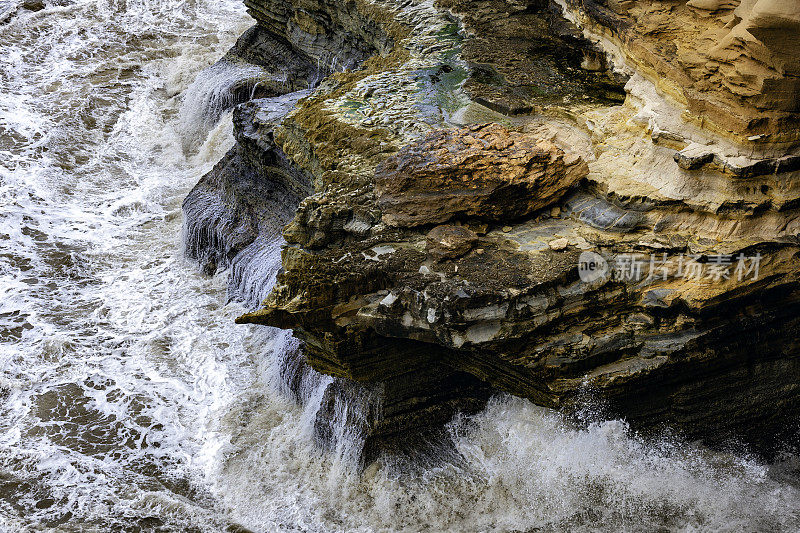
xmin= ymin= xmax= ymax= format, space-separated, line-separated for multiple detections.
xmin=178 ymin=59 xmax=268 ymax=152
xmin=0 ymin=0 xmax=258 ymax=529
xmin=226 ymin=234 xmax=285 ymax=307
xmin=0 ymin=0 xmax=799 ymax=531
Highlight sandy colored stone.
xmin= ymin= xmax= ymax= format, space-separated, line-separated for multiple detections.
xmin=375 ymin=123 xmax=588 ymax=227
xmin=562 ymin=0 xmax=800 ymax=147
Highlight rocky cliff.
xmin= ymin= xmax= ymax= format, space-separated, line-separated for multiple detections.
xmin=185 ymin=0 xmax=800 ymax=461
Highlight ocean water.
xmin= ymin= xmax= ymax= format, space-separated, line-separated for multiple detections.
xmin=0 ymin=0 xmax=798 ymax=531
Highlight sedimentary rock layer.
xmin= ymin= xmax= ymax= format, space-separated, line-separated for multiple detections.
xmin=188 ymin=0 xmax=800 ymax=457
xmin=560 ymin=0 xmax=800 ymax=148
xmin=375 ymin=123 xmax=589 ymax=227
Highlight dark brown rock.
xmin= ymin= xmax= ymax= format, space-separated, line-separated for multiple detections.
xmin=22 ymin=0 xmax=45 ymax=12
xmin=438 ymin=0 xmax=628 ymax=114
xmin=426 ymin=225 xmax=478 ymax=261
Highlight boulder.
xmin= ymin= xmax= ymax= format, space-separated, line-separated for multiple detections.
xmin=426 ymin=224 xmax=479 ymax=261
xmin=375 ymin=123 xmax=588 ymax=227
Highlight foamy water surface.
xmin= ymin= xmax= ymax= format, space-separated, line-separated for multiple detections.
xmin=0 ymin=0 xmax=798 ymax=531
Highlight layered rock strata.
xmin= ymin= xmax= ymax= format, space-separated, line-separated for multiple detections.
xmin=187 ymin=0 xmax=800 ymax=458
xmin=560 ymin=0 xmax=800 ymax=148
xmin=375 ymin=123 xmax=589 ymax=227
xmin=183 ymin=92 xmax=312 ymax=278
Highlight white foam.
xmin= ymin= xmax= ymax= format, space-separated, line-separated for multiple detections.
xmin=179 ymin=59 xmax=266 ymax=152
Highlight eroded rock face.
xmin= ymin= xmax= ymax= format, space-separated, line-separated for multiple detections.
xmin=438 ymin=0 xmax=628 ymax=114
xmin=375 ymin=123 xmax=588 ymax=227
xmin=187 ymin=0 xmax=800 ymax=460
xmin=560 ymin=0 xmax=800 ymax=148
xmin=243 ymin=0 xmax=395 ymax=71
xmin=183 ymin=92 xmax=312 ymax=277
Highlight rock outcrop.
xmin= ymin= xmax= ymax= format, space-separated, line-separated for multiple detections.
xmin=375 ymin=123 xmax=588 ymax=227
xmin=183 ymin=92 xmax=312 ymax=278
xmin=559 ymin=0 xmax=800 ymax=148
xmin=186 ymin=0 xmax=800 ymax=460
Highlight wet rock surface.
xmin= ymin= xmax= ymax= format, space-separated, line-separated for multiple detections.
xmin=188 ymin=0 xmax=800 ymax=459
xmin=439 ymin=0 xmax=628 ymax=114
xmin=183 ymin=92 xmax=312 ymax=276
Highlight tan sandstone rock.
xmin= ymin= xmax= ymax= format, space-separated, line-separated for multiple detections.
xmin=561 ymin=0 xmax=800 ymax=147
xmin=375 ymin=123 xmax=588 ymax=227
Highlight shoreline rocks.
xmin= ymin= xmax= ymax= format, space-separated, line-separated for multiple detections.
xmin=187 ymin=0 xmax=800 ymax=459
